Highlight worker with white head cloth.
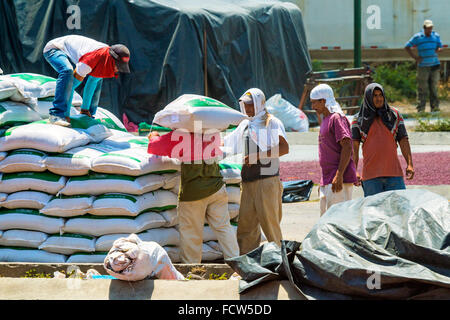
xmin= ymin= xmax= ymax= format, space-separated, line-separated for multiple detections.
xmin=223 ymin=88 xmax=289 ymax=254
xmin=309 ymin=84 xmax=357 ymax=216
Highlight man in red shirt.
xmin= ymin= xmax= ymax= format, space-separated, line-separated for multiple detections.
xmin=352 ymin=83 xmax=414 ymax=197
xmin=43 ymin=35 xmax=130 ymax=126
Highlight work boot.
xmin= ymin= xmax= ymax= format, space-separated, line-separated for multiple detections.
xmin=49 ymin=115 xmax=71 ymax=127
xmin=80 ymin=109 xmax=93 ymax=118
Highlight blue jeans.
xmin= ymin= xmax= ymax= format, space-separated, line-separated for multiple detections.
xmin=362 ymin=176 xmax=406 ymax=197
xmin=81 ymin=76 xmax=103 ymax=116
xmin=43 ymin=49 xmax=75 ymax=118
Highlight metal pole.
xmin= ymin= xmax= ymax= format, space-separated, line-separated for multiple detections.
xmin=203 ymin=27 xmax=208 ymax=97
xmin=354 ymin=0 xmax=361 ymax=68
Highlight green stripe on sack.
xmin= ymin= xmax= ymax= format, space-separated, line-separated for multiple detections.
xmin=1 ymin=171 xmax=62 ymax=182
xmin=73 ymin=214 xmax=137 ymax=220
xmin=8 ymin=73 xmax=56 ymax=85
xmin=0 ymin=208 xmax=61 ymax=219
xmin=219 ymin=163 xmax=242 ymax=170
xmin=50 ymin=195 xmax=92 ymax=200
xmin=95 ymin=194 xmax=138 ymax=203
xmin=128 ymin=138 xmax=149 ymax=146
xmin=69 ymin=173 xmax=136 ymax=182
xmin=0 ymin=245 xmax=37 ymax=251
xmin=140 ymin=205 xmax=177 ymax=213
xmin=48 ymin=153 xmax=90 ymax=159
xmin=49 ymin=233 xmax=94 ymax=240
xmin=99 ymin=153 xmax=142 ymax=163
xmin=8 ymin=149 xmax=46 ymax=157
xmin=0 ymin=105 xmax=6 ymax=113
xmin=185 ymin=97 xmax=232 ymax=109
xmin=96 ymin=118 xmax=127 ymax=131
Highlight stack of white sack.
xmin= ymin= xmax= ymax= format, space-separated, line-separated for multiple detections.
xmin=104 ymin=234 xmax=184 ymax=281
xmin=0 ymin=115 xmax=190 ymax=263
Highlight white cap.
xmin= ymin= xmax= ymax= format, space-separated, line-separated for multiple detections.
xmin=423 ymin=19 xmax=433 ymax=28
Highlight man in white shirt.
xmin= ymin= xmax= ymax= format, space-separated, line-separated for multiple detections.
xmin=43 ymin=35 xmax=130 ymax=126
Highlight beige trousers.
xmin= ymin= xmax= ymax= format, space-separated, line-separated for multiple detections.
xmin=237 ymin=176 xmax=283 ymax=255
xmin=319 ymin=183 xmax=353 ymax=216
xmin=177 ymin=185 xmax=239 ymax=263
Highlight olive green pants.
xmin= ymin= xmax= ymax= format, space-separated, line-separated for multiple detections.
xmin=237 ymin=176 xmax=283 ymax=255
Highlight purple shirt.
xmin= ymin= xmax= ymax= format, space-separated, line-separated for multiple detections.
xmin=318 ymin=113 xmax=357 ymax=186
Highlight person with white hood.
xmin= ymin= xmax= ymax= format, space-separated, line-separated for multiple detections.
xmin=223 ymin=88 xmax=289 ymax=255
xmin=310 ymin=84 xmax=357 ymax=216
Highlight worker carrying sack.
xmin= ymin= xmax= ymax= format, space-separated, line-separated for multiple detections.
xmin=103 ymin=233 xmax=185 ymax=281
xmin=153 ymin=94 xmax=247 ymax=132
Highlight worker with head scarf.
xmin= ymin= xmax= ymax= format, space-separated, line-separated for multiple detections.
xmin=310 ymin=84 xmax=357 ymax=215
xmin=351 ymin=83 xmax=414 ymax=197
xmin=223 ymin=88 xmax=289 ymax=254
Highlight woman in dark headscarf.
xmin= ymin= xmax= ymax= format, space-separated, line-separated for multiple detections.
xmin=351 ymin=83 xmax=415 ymax=197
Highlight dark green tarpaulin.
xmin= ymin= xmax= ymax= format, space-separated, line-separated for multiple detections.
xmin=226 ymin=190 xmax=450 ymax=300
xmin=0 ymin=0 xmax=311 ymax=125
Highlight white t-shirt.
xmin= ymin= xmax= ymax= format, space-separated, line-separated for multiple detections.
xmin=43 ymin=35 xmax=108 ymax=77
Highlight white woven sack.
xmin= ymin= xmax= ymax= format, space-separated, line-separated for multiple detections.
xmin=226 ymin=186 xmax=241 ymax=204
xmin=0 ymin=101 xmax=42 ymax=127
xmin=0 ymin=172 xmax=67 ymax=194
xmin=0 ymin=230 xmax=48 ymax=248
xmin=95 ymin=227 xmax=180 ymax=252
xmin=93 ymin=107 xmax=127 ymax=132
xmin=40 ymin=195 xmax=95 ymax=217
xmin=2 ymin=191 xmax=52 ymax=209
xmin=99 ymin=130 xmax=144 ymax=149
xmin=0 ymin=247 xmax=66 ymax=263
xmin=39 ymin=234 xmax=96 ymax=255
xmin=0 ymin=77 xmax=19 ymax=100
xmin=163 ymin=244 xmax=223 ymax=263
xmin=63 ymin=212 xmax=167 ymax=237
xmin=219 ymin=163 xmax=242 ymax=184
xmin=0 ymin=193 xmax=6 ymax=203
xmin=69 ymin=115 xmax=113 ymax=143
xmin=0 ymin=152 xmax=6 ymax=161
xmin=45 ymin=144 xmax=115 ymax=176
xmin=89 ymin=190 xmax=177 ymax=217
xmin=91 ymin=147 xmax=180 ymax=176
xmin=153 ymin=94 xmax=247 ymax=132
xmin=0 ymin=149 xmax=47 ymax=173
xmin=60 ymin=173 xmax=166 ymax=196
xmin=2 ymin=73 xmax=57 ymax=98
xmin=66 ymin=252 xmax=107 ymax=263
xmin=0 ymin=122 xmax=91 ymax=153
xmin=160 ymin=208 xmax=178 ymax=227
xmin=0 ymin=209 xmax=64 ymax=234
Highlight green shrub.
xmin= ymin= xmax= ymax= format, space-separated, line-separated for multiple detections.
xmin=415 ymin=118 xmax=450 ymax=132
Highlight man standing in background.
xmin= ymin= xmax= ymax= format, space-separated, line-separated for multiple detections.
xmin=405 ymin=19 xmax=443 ymax=113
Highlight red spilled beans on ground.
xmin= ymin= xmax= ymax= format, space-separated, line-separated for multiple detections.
xmin=280 ymin=152 xmax=450 ymax=186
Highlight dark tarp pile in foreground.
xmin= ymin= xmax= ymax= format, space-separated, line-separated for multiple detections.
xmin=226 ymin=190 xmax=450 ymax=300
xmin=282 ymin=179 xmax=314 ymax=203
xmin=0 ymin=0 xmax=311 ymax=125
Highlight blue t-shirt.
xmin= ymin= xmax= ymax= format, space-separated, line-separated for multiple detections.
xmin=405 ymin=31 xmax=442 ymax=67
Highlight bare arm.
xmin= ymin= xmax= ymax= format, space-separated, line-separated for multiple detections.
xmin=404 ymin=47 xmax=422 ymax=64
xmin=73 ymin=69 xmax=84 ymax=82
xmin=352 ymin=140 xmax=362 ymax=186
xmin=398 ymin=137 xmax=414 ymax=180
xmin=331 ymin=137 xmax=352 ymax=192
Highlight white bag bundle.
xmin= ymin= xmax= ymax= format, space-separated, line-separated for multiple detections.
xmin=0 ymin=77 xmax=19 ymax=101
xmin=45 ymin=144 xmax=115 ymax=176
xmin=228 ymin=203 xmax=240 ymax=220
xmin=0 ymin=101 xmax=42 ymax=128
xmin=219 ymin=163 xmax=242 ymax=184
xmin=103 ymin=234 xmax=184 ymax=281
xmin=38 ymin=233 xmax=96 ymax=255
xmin=0 ymin=209 xmax=64 ymax=234
xmin=163 ymin=244 xmax=223 ymax=263
xmin=154 ymin=94 xmax=247 ymax=132
xmin=60 ymin=173 xmax=166 ymax=196
xmin=0 ymin=172 xmax=67 ymax=194
xmin=40 ymin=195 xmax=95 ymax=217
xmin=63 ymin=211 xmax=168 ymax=237
xmin=0 ymin=247 xmax=66 ymax=263
xmin=95 ymin=227 xmax=180 ymax=252
xmin=89 ymin=190 xmax=177 ymax=217
xmin=0 ymin=122 xmax=91 ymax=153
xmin=0 ymin=149 xmax=47 ymax=173
xmin=0 ymin=230 xmax=48 ymax=248
xmin=2 ymin=191 xmax=52 ymax=209
xmin=265 ymin=93 xmax=309 ymax=132
xmin=91 ymin=147 xmax=180 ymax=176
xmin=226 ymin=186 xmax=241 ymax=204
xmin=2 ymin=73 xmax=57 ymax=98
xmin=66 ymin=252 xmax=107 ymax=263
